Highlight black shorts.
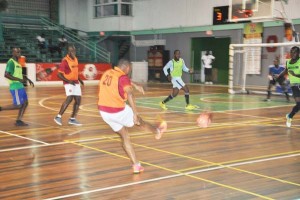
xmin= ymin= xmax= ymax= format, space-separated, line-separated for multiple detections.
xmin=291 ymin=85 xmax=300 ymax=97
xmin=205 ymin=68 xmax=212 ymax=76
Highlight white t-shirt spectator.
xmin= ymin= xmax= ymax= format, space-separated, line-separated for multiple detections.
xmin=201 ymin=54 xmax=215 ymax=69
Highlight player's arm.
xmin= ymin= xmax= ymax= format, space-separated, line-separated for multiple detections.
xmin=4 ymin=61 xmax=24 ymax=83
xmin=57 ymin=60 xmax=76 ymax=85
xmin=57 ymin=72 xmax=75 ymax=85
xmin=276 ymin=66 xmax=288 ymax=80
xmin=163 ymin=61 xmax=172 ymax=81
xmin=78 ymin=77 xmax=84 ymax=86
xmin=131 ymin=81 xmax=144 ymax=94
xmin=182 ymin=60 xmax=193 ymax=73
xmin=124 ymin=85 xmax=140 ymax=125
xmin=288 ymin=69 xmax=300 ymax=78
xmin=23 ymin=75 xmax=34 ymax=87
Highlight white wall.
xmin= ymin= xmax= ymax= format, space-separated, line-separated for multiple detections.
xmin=59 ymin=0 xmax=89 ymax=31
xmin=59 ymin=0 xmax=300 ymax=32
xmin=132 ymin=0 xmax=229 ymax=30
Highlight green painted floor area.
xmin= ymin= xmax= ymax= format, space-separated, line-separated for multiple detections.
xmin=136 ymin=93 xmax=292 ymax=112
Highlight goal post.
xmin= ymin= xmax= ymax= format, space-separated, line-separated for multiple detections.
xmin=228 ymin=42 xmax=300 ymax=94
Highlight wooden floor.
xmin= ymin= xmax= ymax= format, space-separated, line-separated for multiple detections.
xmin=0 ymin=83 xmax=300 ymax=200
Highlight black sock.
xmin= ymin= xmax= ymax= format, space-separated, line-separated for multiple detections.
xmin=0 ymin=106 xmax=2 ymax=111
xmin=162 ymin=95 xmax=173 ymax=104
xmin=290 ymin=102 xmax=300 ymax=118
xmin=185 ymin=93 xmax=189 ymax=105
xmin=284 ymin=92 xmax=290 ymax=100
xmin=267 ymin=91 xmax=271 ymax=99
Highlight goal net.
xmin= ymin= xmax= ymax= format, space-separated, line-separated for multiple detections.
xmin=228 ymin=42 xmax=300 ymax=95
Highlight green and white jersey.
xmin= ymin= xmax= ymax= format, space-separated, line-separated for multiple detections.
xmin=163 ymin=58 xmax=189 ymax=78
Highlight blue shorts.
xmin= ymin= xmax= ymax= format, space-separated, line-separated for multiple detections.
xmin=10 ymin=88 xmax=28 ymax=105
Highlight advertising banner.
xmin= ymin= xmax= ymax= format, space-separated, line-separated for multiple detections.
xmin=36 ymin=63 xmax=112 ymax=81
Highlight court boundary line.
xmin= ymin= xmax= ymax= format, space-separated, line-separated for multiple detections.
xmin=44 ymin=140 xmax=273 ymax=200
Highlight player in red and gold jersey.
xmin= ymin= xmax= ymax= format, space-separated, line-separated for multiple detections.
xmin=98 ymin=59 xmax=167 ymax=174
xmin=54 ymin=44 xmax=84 ymax=126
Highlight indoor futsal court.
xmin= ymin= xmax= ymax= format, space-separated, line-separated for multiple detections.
xmin=0 ymin=84 xmax=300 ymax=199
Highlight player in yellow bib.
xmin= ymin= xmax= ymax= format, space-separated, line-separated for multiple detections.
xmin=159 ymin=50 xmax=197 ymax=110
xmin=280 ymin=46 xmax=300 ymax=127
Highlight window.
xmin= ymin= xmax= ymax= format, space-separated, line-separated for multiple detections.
xmin=94 ymin=0 xmax=132 ymax=18
xmin=121 ymin=4 xmax=131 ymax=16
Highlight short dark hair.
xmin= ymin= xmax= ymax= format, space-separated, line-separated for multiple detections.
xmin=174 ymin=50 xmax=180 ymax=54
xmin=291 ymin=46 xmax=300 ymax=53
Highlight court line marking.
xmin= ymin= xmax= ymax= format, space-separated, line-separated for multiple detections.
xmin=0 ymin=130 xmax=49 ymax=145
xmin=1 ymin=126 xmax=300 ymax=198
xmin=43 ymin=140 xmax=273 ymax=200
xmin=106 ymin=137 xmax=300 ymax=187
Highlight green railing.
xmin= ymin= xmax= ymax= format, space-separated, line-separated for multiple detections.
xmin=40 ymin=17 xmax=110 ymax=63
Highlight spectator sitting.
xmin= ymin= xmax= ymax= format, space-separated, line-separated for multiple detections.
xmin=58 ymin=35 xmax=68 ymax=49
xmin=37 ymin=33 xmax=46 ymax=49
xmin=48 ymin=39 xmax=62 ymax=57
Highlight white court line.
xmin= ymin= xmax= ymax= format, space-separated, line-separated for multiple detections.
xmin=0 ymin=130 xmax=49 ymax=145
xmin=45 ymin=152 xmax=300 ymax=200
xmin=0 ymin=142 xmax=65 ymax=152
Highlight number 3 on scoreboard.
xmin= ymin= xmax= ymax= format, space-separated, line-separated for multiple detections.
xmin=103 ymin=75 xmax=112 ymax=86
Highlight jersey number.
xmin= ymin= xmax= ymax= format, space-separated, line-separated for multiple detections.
xmin=103 ymin=75 xmax=112 ymax=86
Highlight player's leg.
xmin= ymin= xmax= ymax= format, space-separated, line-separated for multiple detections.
xmin=160 ymin=87 xmax=178 ymax=110
xmin=278 ymin=79 xmax=290 ymax=102
xmin=117 ymin=127 xmax=138 ymax=164
xmin=286 ymin=86 xmax=300 ymax=127
xmin=182 ymin=85 xmax=190 ymax=105
xmin=14 ymin=88 xmax=29 ymax=126
xmin=180 ymin=79 xmax=197 ymax=110
xmin=68 ymin=95 xmax=82 ymax=126
xmin=54 ymin=96 xmax=73 ymax=125
xmin=69 ymin=83 xmax=82 ymax=125
xmin=137 ymin=116 xmax=167 ymax=140
xmin=100 ymin=106 xmax=143 ymax=173
xmin=265 ymin=80 xmax=274 ymax=101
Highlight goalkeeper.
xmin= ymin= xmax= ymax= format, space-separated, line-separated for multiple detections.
xmin=264 ymin=57 xmax=290 ymax=102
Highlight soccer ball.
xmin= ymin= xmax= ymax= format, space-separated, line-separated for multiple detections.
xmin=196 ymin=112 xmax=212 ymax=128
xmin=83 ymin=64 xmax=97 ymax=80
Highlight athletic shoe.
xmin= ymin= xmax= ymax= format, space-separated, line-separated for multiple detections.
xmin=68 ymin=118 xmax=82 ymax=126
xmin=15 ymin=120 xmax=28 ymax=126
xmin=185 ymin=104 xmax=198 ymax=110
xmin=133 ymin=163 xmax=144 ymax=174
xmin=54 ymin=116 xmax=62 ymax=126
xmin=155 ymin=120 xmax=167 ymax=140
xmin=263 ymin=98 xmax=271 ymax=102
xmin=286 ymin=114 xmax=292 ymax=128
xmin=159 ymin=102 xmax=168 ymax=110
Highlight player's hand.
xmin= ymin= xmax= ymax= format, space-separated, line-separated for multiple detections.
xmin=27 ymin=79 xmax=34 ymax=87
xmin=189 ymin=68 xmax=194 ymax=73
xmin=268 ymin=75 xmax=273 ymax=80
xmin=79 ymin=79 xmax=84 ymax=86
xmin=167 ymin=75 xmax=171 ymax=82
xmin=69 ymin=80 xmax=76 ymax=86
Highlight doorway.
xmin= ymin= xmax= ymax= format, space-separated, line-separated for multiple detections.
xmin=191 ymin=37 xmax=230 ymax=84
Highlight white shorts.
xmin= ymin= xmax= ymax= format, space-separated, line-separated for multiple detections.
xmin=100 ymin=105 xmax=134 ymax=132
xmin=64 ymin=83 xmax=82 ymax=96
xmin=171 ymin=77 xmax=185 ymax=89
